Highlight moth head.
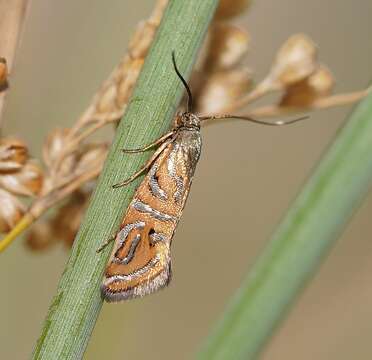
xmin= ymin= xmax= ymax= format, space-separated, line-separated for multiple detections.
xmin=174 ymin=111 xmax=201 ymax=129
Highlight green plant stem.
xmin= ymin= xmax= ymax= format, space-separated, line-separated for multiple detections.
xmin=32 ymin=1 xmax=218 ymax=359
xmin=199 ymin=91 xmax=372 ymax=360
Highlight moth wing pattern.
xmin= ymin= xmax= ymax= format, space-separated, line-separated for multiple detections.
xmin=101 ymin=128 xmax=201 ymax=301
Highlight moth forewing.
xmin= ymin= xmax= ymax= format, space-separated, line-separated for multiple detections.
xmin=101 ymin=115 xmax=202 ymax=301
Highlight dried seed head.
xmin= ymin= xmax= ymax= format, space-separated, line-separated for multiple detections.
xmin=0 ymin=161 xmax=43 ymax=196
xmin=25 ymin=221 xmax=55 ymax=251
xmin=197 ymin=68 xmax=251 ymax=114
xmin=0 ymin=138 xmax=28 ymax=172
xmin=0 ymin=57 xmax=8 ymax=89
xmin=0 ymin=188 xmax=25 ymax=232
xmin=259 ymin=34 xmax=318 ymax=94
xmin=215 ymin=0 xmax=251 ymax=19
xmin=206 ymin=23 xmax=250 ymax=70
xmin=280 ymin=64 xmax=334 ymax=107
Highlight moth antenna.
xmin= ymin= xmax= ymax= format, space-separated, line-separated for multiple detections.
xmin=172 ymin=51 xmax=193 ymax=113
xmin=199 ymin=114 xmax=310 ymax=126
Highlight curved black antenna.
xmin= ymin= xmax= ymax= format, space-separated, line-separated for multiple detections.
xmin=172 ymin=51 xmax=193 ymax=113
xmin=199 ymin=114 xmax=309 ymax=126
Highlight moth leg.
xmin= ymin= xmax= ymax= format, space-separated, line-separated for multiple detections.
xmin=122 ymin=131 xmax=175 ymax=153
xmin=113 ymin=136 xmax=175 ymax=188
xmin=96 ymin=232 xmax=117 ymax=253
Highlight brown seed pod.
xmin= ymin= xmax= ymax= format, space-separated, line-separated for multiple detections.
xmin=0 ymin=161 xmax=43 ymax=196
xmin=268 ymin=34 xmax=318 ymax=89
xmin=25 ymin=221 xmax=56 ymax=251
xmin=196 ymin=68 xmax=252 ymax=114
xmin=206 ymin=23 xmax=250 ymax=71
xmin=280 ymin=65 xmax=334 ymax=107
xmin=0 ymin=137 xmax=28 ymax=172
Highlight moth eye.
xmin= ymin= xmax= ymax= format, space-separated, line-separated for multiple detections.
xmin=149 ymin=228 xmax=156 ymax=235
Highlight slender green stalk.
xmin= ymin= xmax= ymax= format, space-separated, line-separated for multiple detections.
xmin=32 ymin=1 xmax=218 ymax=358
xmin=199 ymin=91 xmax=372 ymax=360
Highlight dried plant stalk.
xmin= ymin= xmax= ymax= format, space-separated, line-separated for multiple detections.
xmin=0 ymin=0 xmax=30 ymax=124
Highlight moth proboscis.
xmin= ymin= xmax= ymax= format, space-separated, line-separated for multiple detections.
xmin=99 ymin=51 xmax=308 ymax=301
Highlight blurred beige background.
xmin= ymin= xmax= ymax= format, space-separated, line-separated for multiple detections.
xmin=1 ymin=1 xmax=372 ymax=359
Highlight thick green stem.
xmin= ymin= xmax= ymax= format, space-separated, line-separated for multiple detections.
xmin=32 ymin=1 xmax=218 ymax=358
xmin=199 ymin=91 xmax=372 ymax=360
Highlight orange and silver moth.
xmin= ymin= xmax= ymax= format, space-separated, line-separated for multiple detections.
xmin=100 ymin=52 xmax=308 ymax=302
xmin=101 ymin=112 xmax=202 ymax=301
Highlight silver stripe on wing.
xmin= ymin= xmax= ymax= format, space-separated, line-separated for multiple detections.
xmin=132 ymin=199 xmax=177 ymax=222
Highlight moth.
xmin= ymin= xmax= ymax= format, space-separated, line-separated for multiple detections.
xmin=100 ymin=52 xmax=306 ymax=301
